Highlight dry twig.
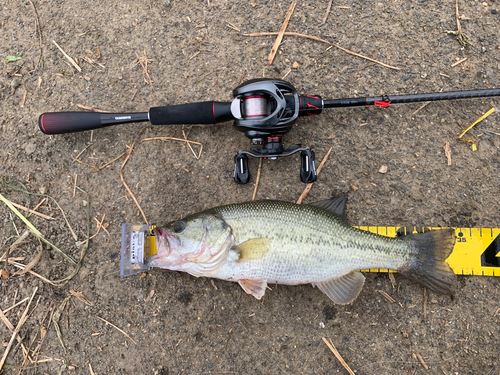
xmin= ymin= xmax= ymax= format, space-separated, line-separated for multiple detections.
xmin=28 ymin=197 xmax=47 ymax=219
xmin=52 ymin=295 xmax=71 ymax=353
xmin=322 ymin=0 xmax=334 ymax=25
xmin=20 ymin=90 xmax=27 ymax=107
xmin=322 ymin=337 xmax=355 ymax=375
xmin=225 ymin=22 xmax=240 ymax=32
xmin=189 ymin=51 xmax=200 ymax=61
xmin=9 ymin=260 xmax=60 ymax=286
xmin=451 ymin=57 xmax=467 ymax=67
xmin=0 ymin=287 xmax=38 ymax=370
xmin=445 ymin=142 xmax=452 ymax=166
xmin=141 ymin=137 xmax=203 ymax=160
xmin=52 ymin=40 xmax=82 ymax=72
xmin=445 ymin=0 xmax=472 ymax=47
xmin=135 ymin=51 xmax=153 ymax=86
xmin=76 ymin=104 xmax=111 ymax=113
xmin=96 ymin=150 xmax=127 ymax=171
xmin=182 ymin=129 xmax=203 ymax=160
xmin=246 ymin=32 xmax=400 ymax=70
xmin=0 ymin=303 xmax=30 ymax=360
xmin=252 ymin=158 xmax=263 ymax=201
xmin=73 ymin=143 xmax=93 ymax=163
xmin=415 ymin=352 xmax=429 ymax=370
xmin=377 ymin=290 xmax=395 ymax=303
xmin=121 ymin=130 xmax=149 ymax=225
xmin=268 ymin=1 xmax=296 ymax=65
xmin=458 ymin=107 xmax=496 ymax=151
xmin=29 ymin=0 xmax=43 ymax=68
xmin=96 ymin=316 xmax=136 ymax=344
xmin=6 ymin=201 xmax=54 ymax=220
xmin=69 ymin=290 xmax=92 ymax=306
xmin=423 ymin=287 xmax=428 ymax=320
xmin=15 ymin=239 xmax=42 ymax=276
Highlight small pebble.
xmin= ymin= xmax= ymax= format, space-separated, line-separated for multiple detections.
xmin=379 ymin=165 xmax=388 ymax=174
xmin=492 ymin=9 xmax=498 ymax=14
xmin=11 ymin=78 xmax=21 ymax=89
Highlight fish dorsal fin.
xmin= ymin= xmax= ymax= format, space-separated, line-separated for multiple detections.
xmin=237 ymin=238 xmax=269 ymax=261
xmin=238 ymin=279 xmax=268 ymax=299
xmin=313 ymin=271 xmax=365 ymax=305
xmin=309 ymin=195 xmax=348 ymax=222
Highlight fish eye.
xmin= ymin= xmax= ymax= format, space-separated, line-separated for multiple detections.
xmin=172 ymin=221 xmax=186 ymax=234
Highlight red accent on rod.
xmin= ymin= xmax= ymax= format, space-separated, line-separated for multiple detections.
xmin=306 ymin=103 xmax=319 ymax=110
xmin=374 ymin=101 xmax=391 ymax=108
xmin=40 ymin=114 xmax=46 ymax=132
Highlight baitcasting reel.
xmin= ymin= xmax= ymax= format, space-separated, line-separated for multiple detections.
xmin=230 ymin=79 xmax=321 ymax=184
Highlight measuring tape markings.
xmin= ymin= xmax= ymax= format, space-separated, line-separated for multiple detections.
xmin=357 ymin=226 xmax=500 ymax=276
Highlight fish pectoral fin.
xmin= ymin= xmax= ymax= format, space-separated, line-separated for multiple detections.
xmin=237 ymin=238 xmax=269 ymax=261
xmin=238 ymin=279 xmax=268 ymax=299
xmin=313 ymin=271 xmax=365 ymax=305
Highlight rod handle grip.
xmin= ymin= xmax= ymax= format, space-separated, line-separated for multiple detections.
xmin=39 ymin=112 xmax=105 ymax=134
xmin=149 ymin=102 xmax=233 ymax=125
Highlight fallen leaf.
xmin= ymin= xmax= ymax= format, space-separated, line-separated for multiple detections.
xmin=1 ymin=269 xmax=9 ymax=280
xmin=7 ymin=55 xmax=22 ymax=63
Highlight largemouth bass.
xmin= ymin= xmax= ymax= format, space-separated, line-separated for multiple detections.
xmin=148 ymin=197 xmax=456 ymax=304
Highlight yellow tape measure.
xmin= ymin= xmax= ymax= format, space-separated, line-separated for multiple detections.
xmin=357 ymin=226 xmax=500 ymax=276
xmin=141 ymin=226 xmax=500 ymax=277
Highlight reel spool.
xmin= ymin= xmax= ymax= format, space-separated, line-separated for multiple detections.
xmin=230 ymin=79 xmax=318 ymax=184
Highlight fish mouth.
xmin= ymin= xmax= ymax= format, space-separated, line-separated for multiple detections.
xmin=151 ymin=228 xmax=172 ymax=259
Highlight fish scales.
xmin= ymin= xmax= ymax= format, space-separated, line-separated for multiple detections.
xmin=211 ymin=201 xmax=408 ymax=284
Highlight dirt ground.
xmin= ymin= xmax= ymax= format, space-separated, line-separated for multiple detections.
xmin=1 ymin=0 xmax=500 ymax=373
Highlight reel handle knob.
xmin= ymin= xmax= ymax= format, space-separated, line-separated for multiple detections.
xmin=234 ymin=153 xmax=250 ymax=184
xmin=300 ymin=149 xmax=317 ymax=183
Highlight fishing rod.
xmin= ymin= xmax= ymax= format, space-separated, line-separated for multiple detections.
xmin=38 ymin=78 xmax=500 ymax=184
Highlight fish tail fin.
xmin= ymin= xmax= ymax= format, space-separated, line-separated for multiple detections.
xmin=398 ymin=229 xmax=456 ymax=296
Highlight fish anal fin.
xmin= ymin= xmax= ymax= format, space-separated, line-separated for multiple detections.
xmin=237 ymin=238 xmax=269 ymax=261
xmin=238 ymin=279 xmax=267 ymax=299
xmin=313 ymin=271 xmax=365 ymax=305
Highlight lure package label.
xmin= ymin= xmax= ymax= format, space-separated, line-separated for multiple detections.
xmin=120 ymin=224 xmax=156 ymax=277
